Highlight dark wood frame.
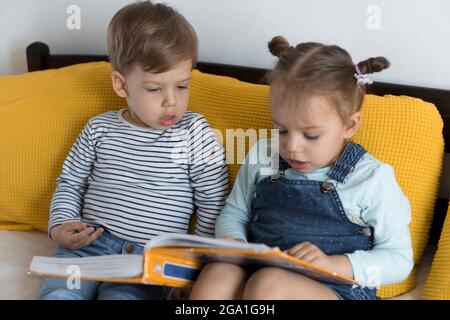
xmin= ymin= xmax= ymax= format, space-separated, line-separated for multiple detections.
xmin=26 ymin=41 xmax=449 ymax=244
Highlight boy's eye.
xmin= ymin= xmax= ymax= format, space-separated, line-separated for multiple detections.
xmin=177 ymin=85 xmax=189 ymax=90
xmin=146 ymin=88 xmax=161 ymax=92
xmin=278 ymin=129 xmax=288 ymax=135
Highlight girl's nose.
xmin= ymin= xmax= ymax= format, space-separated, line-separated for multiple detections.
xmin=286 ymin=136 xmax=304 ymax=154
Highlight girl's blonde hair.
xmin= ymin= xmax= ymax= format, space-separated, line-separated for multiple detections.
xmin=267 ymin=36 xmax=390 ymax=121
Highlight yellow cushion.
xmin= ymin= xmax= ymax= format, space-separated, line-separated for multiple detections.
xmin=188 ymin=72 xmax=271 ymax=184
xmin=423 ymin=204 xmax=450 ymax=299
xmin=353 ymin=95 xmax=443 ymax=298
xmin=0 ymin=62 xmax=444 ymax=298
xmin=0 ymin=62 xmax=126 ymax=231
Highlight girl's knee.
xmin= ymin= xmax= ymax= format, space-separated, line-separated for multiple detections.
xmin=243 ymin=268 xmax=338 ymax=300
xmin=189 ymin=263 xmax=247 ymax=300
xmin=243 ymin=268 xmax=287 ymax=299
xmin=200 ymin=262 xmax=245 ymax=280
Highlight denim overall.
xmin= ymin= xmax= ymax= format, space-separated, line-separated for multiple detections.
xmin=249 ymin=142 xmax=378 ymax=300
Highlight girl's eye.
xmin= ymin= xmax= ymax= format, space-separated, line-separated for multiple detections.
xmin=304 ymin=134 xmax=319 ymax=140
xmin=177 ymin=85 xmax=189 ymax=90
xmin=146 ymin=88 xmax=161 ymax=92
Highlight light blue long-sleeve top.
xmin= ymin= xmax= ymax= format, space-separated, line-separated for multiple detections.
xmin=216 ymin=139 xmax=414 ymax=288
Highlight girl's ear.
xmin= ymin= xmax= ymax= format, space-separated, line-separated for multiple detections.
xmin=111 ymin=71 xmax=128 ymax=98
xmin=343 ymin=112 xmax=361 ymax=139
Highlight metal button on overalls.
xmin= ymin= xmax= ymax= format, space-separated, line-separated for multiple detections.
xmin=270 ymin=172 xmax=281 ymax=182
xmin=125 ymin=243 xmax=134 ymax=254
xmin=362 ymin=227 xmax=372 ymax=237
xmin=320 ymin=181 xmax=335 ymax=193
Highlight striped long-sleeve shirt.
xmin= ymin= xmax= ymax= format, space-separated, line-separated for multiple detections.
xmin=49 ymin=109 xmax=229 ymax=245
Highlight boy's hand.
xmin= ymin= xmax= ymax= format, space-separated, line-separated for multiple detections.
xmin=50 ymin=221 xmax=104 ymax=250
xmin=285 ymin=242 xmax=332 ymax=270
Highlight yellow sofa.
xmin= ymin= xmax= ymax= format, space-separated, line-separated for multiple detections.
xmin=0 ymin=62 xmax=445 ymax=299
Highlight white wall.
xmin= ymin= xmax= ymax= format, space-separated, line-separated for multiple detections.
xmin=0 ymin=0 xmax=450 ymax=90
xmin=2 ymin=0 xmax=450 ymax=197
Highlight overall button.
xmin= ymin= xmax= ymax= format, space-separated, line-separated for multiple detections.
xmin=270 ymin=172 xmax=281 ymax=182
xmin=320 ymin=181 xmax=335 ymax=193
xmin=362 ymin=227 xmax=372 ymax=237
xmin=125 ymin=243 xmax=135 ymax=254
xmin=252 ymin=214 xmax=259 ymax=222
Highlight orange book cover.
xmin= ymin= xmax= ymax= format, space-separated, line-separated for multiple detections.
xmin=29 ymin=234 xmax=359 ymax=287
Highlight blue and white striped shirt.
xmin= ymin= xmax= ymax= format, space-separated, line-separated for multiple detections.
xmin=49 ymin=109 xmax=229 ymax=245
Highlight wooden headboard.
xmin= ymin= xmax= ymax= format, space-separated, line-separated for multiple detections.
xmin=26 ymin=41 xmax=450 ymax=245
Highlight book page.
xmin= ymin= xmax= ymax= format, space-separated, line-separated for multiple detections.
xmin=29 ymin=254 xmax=144 ymax=279
xmin=145 ymin=233 xmax=272 ymax=251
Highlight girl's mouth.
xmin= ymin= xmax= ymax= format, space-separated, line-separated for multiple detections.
xmin=288 ymin=159 xmax=310 ymax=171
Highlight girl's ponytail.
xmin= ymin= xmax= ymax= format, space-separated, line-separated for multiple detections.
xmin=356 ymin=57 xmax=390 ymax=74
xmin=268 ymin=36 xmax=292 ymax=58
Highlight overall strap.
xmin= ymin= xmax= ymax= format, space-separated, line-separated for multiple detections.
xmin=327 ymin=141 xmax=367 ymax=183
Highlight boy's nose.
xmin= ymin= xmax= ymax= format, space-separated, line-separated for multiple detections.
xmin=163 ymin=91 xmax=177 ymax=107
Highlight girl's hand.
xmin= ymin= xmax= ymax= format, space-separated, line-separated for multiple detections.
xmin=50 ymin=221 xmax=104 ymax=250
xmin=285 ymin=242 xmax=332 ymax=270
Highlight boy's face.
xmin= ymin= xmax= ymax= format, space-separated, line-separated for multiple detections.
xmin=271 ymin=96 xmax=360 ymax=173
xmin=112 ymin=60 xmax=192 ymax=130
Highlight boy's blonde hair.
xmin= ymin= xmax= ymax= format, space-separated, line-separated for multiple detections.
xmin=107 ymin=1 xmax=198 ymax=75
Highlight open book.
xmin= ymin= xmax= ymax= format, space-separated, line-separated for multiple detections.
xmin=29 ymin=233 xmax=359 ymax=287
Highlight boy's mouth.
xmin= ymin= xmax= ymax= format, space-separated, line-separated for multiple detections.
xmin=158 ymin=115 xmax=177 ymax=127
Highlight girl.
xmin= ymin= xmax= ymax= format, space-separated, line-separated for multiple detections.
xmin=189 ymin=36 xmax=413 ymax=300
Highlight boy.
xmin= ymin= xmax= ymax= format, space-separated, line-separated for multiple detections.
xmin=37 ymin=1 xmax=228 ymax=300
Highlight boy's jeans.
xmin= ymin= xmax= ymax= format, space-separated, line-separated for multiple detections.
xmin=36 ymin=231 xmax=170 ymax=300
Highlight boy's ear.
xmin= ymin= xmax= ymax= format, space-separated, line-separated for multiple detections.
xmin=111 ymin=71 xmax=128 ymax=98
xmin=343 ymin=112 xmax=361 ymax=139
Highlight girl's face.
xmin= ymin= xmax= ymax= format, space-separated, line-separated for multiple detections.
xmin=271 ymin=96 xmax=360 ymax=173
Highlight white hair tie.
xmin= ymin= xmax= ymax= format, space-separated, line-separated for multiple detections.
xmin=354 ymin=64 xmax=373 ymax=85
